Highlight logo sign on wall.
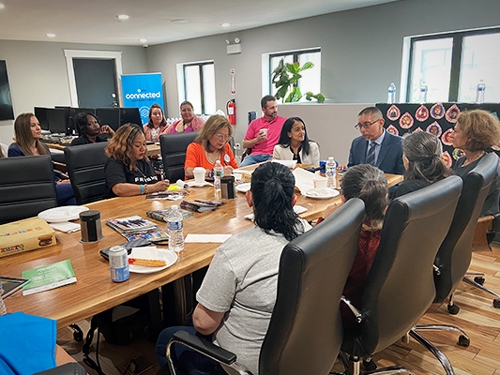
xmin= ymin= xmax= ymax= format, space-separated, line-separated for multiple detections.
xmin=121 ymin=73 xmax=164 ymax=124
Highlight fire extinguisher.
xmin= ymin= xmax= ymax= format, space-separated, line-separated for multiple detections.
xmin=226 ymin=99 xmax=236 ymax=125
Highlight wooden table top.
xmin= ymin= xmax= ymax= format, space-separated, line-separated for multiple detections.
xmin=2 ymin=173 xmax=402 ymax=328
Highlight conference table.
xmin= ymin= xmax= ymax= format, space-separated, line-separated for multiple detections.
xmin=2 ymin=171 xmax=403 ymax=329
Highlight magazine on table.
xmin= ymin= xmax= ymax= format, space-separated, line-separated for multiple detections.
xmin=106 ymin=215 xmax=169 ymax=242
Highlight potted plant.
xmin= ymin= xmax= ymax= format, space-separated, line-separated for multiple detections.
xmin=271 ymin=58 xmax=325 ymax=103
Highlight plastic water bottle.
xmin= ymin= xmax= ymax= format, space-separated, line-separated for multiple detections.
xmin=167 ymin=205 xmax=184 ymax=252
xmin=476 ymin=80 xmax=486 ymax=104
xmin=213 ymin=160 xmax=223 ymax=200
xmin=326 ymin=156 xmax=337 ymax=189
xmin=0 ymin=278 xmax=7 ymax=315
xmin=419 ymin=81 xmax=428 ymax=103
xmin=387 ymin=83 xmax=396 ymax=104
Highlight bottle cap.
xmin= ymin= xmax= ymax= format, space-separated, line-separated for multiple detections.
xmin=172 ymin=205 xmax=179 ymax=210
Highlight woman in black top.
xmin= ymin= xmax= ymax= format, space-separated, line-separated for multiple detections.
xmin=452 ymin=109 xmax=500 ymax=216
xmin=71 ymin=112 xmax=114 ymax=146
xmin=392 ymin=132 xmax=452 ymax=199
xmin=104 ymin=123 xmax=169 ymax=197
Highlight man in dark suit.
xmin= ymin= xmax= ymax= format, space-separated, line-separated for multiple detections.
xmin=345 ymin=106 xmax=404 ymax=175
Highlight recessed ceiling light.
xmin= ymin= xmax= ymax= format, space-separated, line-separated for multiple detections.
xmin=221 ymin=23 xmax=231 ymax=28
xmin=0 ymin=3 xmax=5 ymax=9
xmin=117 ymin=14 xmax=130 ymax=21
xmin=139 ymin=38 xmax=147 ymax=44
xmin=46 ymin=33 xmax=56 ymax=38
xmin=170 ymin=19 xmax=188 ymax=24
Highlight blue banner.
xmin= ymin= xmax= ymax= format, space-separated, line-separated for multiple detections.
xmin=121 ymin=73 xmax=164 ymax=125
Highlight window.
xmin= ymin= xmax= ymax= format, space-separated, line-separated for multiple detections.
xmin=406 ymin=28 xmax=500 ymax=103
xmin=269 ymin=49 xmax=321 ymax=101
xmin=182 ymin=61 xmax=215 ymax=114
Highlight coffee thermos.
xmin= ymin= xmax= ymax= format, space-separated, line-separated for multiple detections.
xmin=221 ymin=176 xmax=235 ymax=199
xmin=80 ymin=210 xmax=103 ymax=243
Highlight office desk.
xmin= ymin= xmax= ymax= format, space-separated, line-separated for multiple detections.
xmin=2 ymin=173 xmax=403 ymax=328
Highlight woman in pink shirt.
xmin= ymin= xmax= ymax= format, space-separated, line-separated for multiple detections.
xmin=162 ymin=101 xmax=205 ymax=135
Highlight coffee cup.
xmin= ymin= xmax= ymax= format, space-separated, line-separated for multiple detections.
xmin=193 ymin=167 xmax=206 ymax=185
xmin=259 ymin=128 xmax=268 ymax=138
xmin=80 ymin=210 xmax=103 ymax=243
xmin=313 ymin=177 xmax=327 ymax=190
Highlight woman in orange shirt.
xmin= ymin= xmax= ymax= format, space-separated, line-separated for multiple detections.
xmin=184 ymin=115 xmax=238 ymax=179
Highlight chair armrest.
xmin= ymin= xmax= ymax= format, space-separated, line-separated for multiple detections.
xmin=171 ymin=330 xmax=237 ymax=365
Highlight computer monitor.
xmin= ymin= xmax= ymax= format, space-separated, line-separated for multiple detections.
xmin=55 ymin=106 xmax=74 ymax=135
xmin=96 ymin=108 xmax=120 ymax=131
xmin=119 ymin=107 xmax=142 ymax=127
xmin=34 ymin=107 xmax=50 ymax=131
xmin=46 ymin=108 xmax=67 ymax=134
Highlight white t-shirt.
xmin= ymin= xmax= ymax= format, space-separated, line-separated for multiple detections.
xmin=196 ymin=219 xmax=311 ymax=375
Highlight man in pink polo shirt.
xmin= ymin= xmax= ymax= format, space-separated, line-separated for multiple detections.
xmin=240 ymin=95 xmax=286 ymax=167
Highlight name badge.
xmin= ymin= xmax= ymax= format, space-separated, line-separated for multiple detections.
xmin=224 ymin=154 xmax=231 ymax=163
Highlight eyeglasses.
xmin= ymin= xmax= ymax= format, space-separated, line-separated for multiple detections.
xmin=215 ymin=133 xmax=231 ymax=141
xmin=355 ymin=119 xmax=381 ymax=130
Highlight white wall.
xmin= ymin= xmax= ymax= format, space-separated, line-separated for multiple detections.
xmin=0 ymin=40 xmax=147 ymax=144
xmin=146 ymin=0 xmax=500 ymax=145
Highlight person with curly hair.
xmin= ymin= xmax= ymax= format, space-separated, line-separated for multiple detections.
xmin=104 ymin=123 xmax=169 ymax=197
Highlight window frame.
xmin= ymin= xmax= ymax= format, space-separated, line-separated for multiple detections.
xmin=406 ymin=27 xmax=500 ymax=102
xmin=182 ymin=61 xmax=214 ymax=114
xmin=268 ymin=48 xmax=321 ymax=95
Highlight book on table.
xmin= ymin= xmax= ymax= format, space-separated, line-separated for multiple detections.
xmin=21 ymin=259 xmax=76 ymax=296
xmin=106 ymin=215 xmax=169 ymax=242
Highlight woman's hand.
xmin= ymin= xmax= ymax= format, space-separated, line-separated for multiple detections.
xmin=151 ymin=180 xmax=170 ymax=192
xmin=223 ymin=166 xmax=233 ymax=176
xmin=56 ymin=179 xmax=71 ymax=185
xmin=100 ymin=125 xmax=115 ymax=136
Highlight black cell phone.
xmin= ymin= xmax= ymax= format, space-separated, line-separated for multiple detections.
xmin=99 ymin=238 xmax=152 ymax=261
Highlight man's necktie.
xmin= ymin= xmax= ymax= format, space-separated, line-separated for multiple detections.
xmin=366 ymin=142 xmax=376 ymax=166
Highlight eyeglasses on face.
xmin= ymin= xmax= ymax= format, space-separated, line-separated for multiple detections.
xmin=215 ymin=133 xmax=231 ymax=141
xmin=355 ymin=119 xmax=381 ymax=130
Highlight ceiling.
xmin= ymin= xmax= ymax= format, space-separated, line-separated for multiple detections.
xmin=0 ymin=0 xmax=398 ymax=46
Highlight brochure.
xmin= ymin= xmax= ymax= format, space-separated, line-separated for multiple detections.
xmin=21 ymin=259 xmax=76 ymax=296
xmin=107 ymin=215 xmax=169 ymax=242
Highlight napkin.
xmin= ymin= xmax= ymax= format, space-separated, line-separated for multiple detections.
xmin=292 ymin=168 xmax=316 ymax=194
xmin=244 ymin=205 xmax=307 ymax=220
xmin=49 ymin=221 xmax=80 ymax=233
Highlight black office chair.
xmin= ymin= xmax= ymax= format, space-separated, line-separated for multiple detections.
xmin=0 ymin=155 xmax=58 ymax=224
xmin=160 ymin=132 xmax=197 ymax=182
xmin=407 ymin=153 xmax=498 ymax=373
xmin=64 ymin=142 xmax=109 ymax=204
xmin=165 ymin=198 xmax=366 ymax=375
xmin=340 ymin=176 xmax=463 ymax=375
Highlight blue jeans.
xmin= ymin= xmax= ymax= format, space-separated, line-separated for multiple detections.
xmin=156 ymin=326 xmax=226 ymax=375
xmin=239 ymin=153 xmax=272 ymax=167
xmin=56 ymin=183 xmax=76 ymax=206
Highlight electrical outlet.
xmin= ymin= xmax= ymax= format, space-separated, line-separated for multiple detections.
xmin=234 ymin=143 xmax=241 ymax=150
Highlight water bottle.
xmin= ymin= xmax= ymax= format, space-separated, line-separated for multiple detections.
xmin=213 ymin=160 xmax=223 ymax=200
xmin=326 ymin=156 xmax=337 ymax=189
xmin=0 ymin=279 xmax=7 ymax=316
xmin=167 ymin=205 xmax=184 ymax=252
xmin=419 ymin=81 xmax=428 ymax=103
xmin=476 ymin=80 xmax=486 ymax=104
xmin=387 ymin=83 xmax=396 ymax=104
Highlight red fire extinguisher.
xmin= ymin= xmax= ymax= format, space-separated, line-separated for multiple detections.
xmin=226 ymin=99 xmax=236 ymax=125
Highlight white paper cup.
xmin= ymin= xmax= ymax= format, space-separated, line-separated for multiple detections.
xmin=313 ymin=177 xmax=327 ymax=190
xmin=259 ymin=128 xmax=268 ymax=138
xmin=193 ymin=167 xmax=206 ymax=184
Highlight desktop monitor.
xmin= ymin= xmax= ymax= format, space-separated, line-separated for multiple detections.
xmin=119 ymin=107 xmax=142 ymax=127
xmin=34 ymin=107 xmax=50 ymax=131
xmin=55 ymin=106 xmax=74 ymax=135
xmin=96 ymin=108 xmax=120 ymax=131
xmin=46 ymin=108 xmax=67 ymax=134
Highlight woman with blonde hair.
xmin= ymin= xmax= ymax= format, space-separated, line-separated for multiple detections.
xmin=8 ymin=113 xmax=76 ymax=205
xmin=452 ymin=109 xmax=500 ymax=216
xmin=184 ymin=115 xmax=238 ymax=179
xmin=162 ymin=101 xmax=205 ymax=135
xmin=105 ymin=123 xmax=169 ymax=197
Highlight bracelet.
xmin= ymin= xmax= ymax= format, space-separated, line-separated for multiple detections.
xmin=140 ymin=184 xmax=145 ymax=194
xmin=145 ymin=184 xmax=149 ymax=194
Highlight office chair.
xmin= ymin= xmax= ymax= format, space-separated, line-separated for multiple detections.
xmin=64 ymin=142 xmax=109 ymax=204
xmin=0 ymin=155 xmax=58 ymax=224
xmin=160 ymin=132 xmax=197 ymax=182
xmin=340 ymin=176 xmax=463 ymax=375
xmin=165 ymin=198 xmax=366 ymax=375
xmin=409 ymin=153 xmax=497 ymax=373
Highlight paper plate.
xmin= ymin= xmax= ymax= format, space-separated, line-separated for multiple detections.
xmin=128 ymin=248 xmax=178 ymax=274
xmin=235 ymin=183 xmax=251 ymax=193
xmin=304 ymin=188 xmax=340 ymax=200
xmin=38 ymin=205 xmax=89 ymax=223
